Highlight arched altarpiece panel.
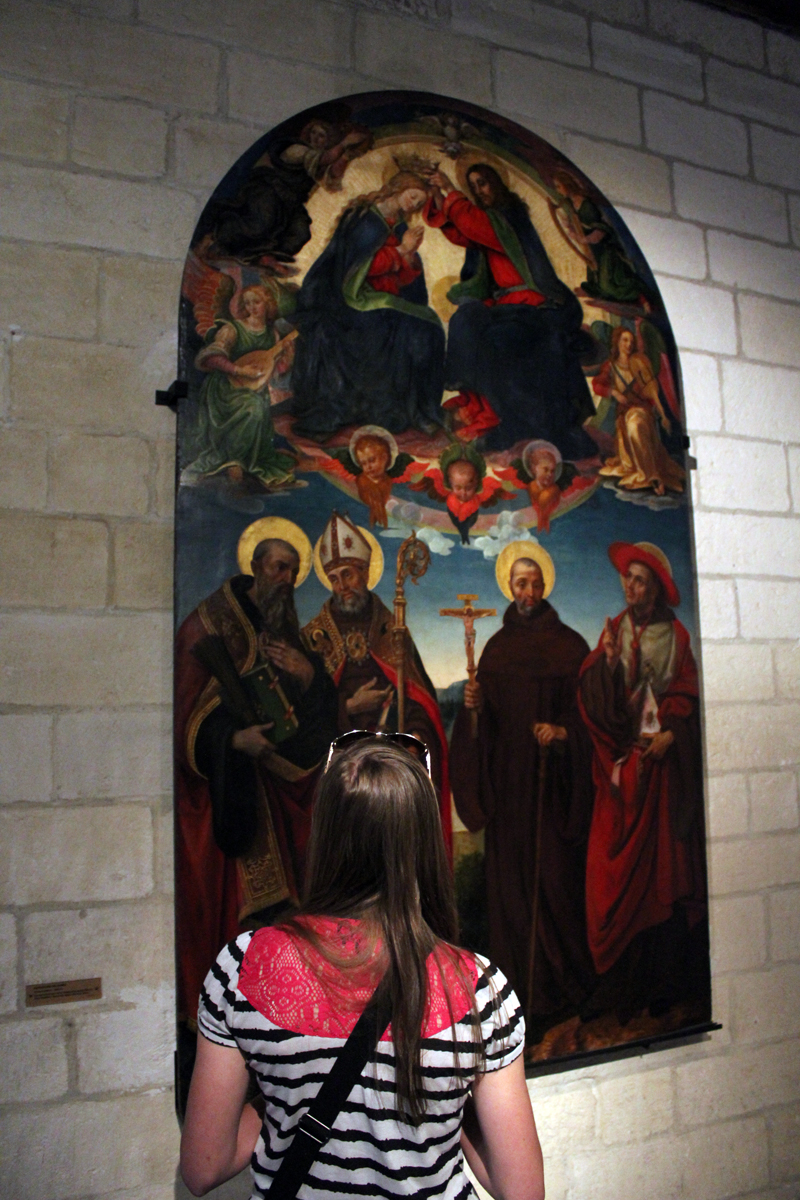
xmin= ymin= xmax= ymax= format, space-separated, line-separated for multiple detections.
xmin=172 ymin=91 xmax=713 ymax=1111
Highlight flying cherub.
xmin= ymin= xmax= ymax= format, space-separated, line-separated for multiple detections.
xmin=499 ymin=440 xmax=578 ymax=533
xmin=319 ymin=426 xmax=417 ymax=528
xmin=411 ymin=443 xmax=508 ymax=544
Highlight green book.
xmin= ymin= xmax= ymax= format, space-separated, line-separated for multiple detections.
xmin=240 ymin=662 xmax=299 ymax=745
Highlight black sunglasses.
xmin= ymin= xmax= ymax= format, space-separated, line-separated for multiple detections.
xmin=324 ymin=729 xmax=432 ymax=776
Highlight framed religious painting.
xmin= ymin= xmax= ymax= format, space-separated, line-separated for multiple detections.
xmin=171 ymin=90 xmax=715 ymax=1112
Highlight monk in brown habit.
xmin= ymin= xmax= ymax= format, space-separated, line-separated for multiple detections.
xmin=449 ymin=547 xmax=595 ymax=1038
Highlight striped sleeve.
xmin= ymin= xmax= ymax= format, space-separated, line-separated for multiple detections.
xmin=197 ymin=931 xmax=254 ymax=1048
xmin=473 ymin=955 xmax=525 ymax=1071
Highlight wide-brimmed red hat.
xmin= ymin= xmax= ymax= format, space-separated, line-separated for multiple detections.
xmin=608 ymin=541 xmax=680 ymax=607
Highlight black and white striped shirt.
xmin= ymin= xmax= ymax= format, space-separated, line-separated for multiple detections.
xmin=199 ymin=929 xmax=524 ymax=1200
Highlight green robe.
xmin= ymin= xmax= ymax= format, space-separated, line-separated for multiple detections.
xmin=185 ymin=319 xmax=296 ymax=486
xmin=577 ymin=198 xmax=647 ymax=305
xmin=573 ymin=200 xmax=647 ymax=304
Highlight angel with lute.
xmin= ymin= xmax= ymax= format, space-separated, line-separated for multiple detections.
xmin=318 ymin=425 xmax=418 ymax=528
xmin=182 ymin=269 xmax=298 ymax=490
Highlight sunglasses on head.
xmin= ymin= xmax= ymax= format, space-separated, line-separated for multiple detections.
xmin=324 ymin=729 xmax=432 ymax=776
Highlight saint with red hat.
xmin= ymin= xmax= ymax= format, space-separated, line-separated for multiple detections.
xmin=577 ymin=541 xmax=709 ymax=1026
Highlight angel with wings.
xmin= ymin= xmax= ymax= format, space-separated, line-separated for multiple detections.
xmin=412 ymin=443 xmax=508 ymax=544
xmin=497 ymin=440 xmax=578 ymax=533
xmin=181 ymin=255 xmax=299 ymax=490
xmin=591 ymin=323 xmax=685 ymax=496
xmin=319 ymin=426 xmax=417 ymax=528
xmin=550 ymin=168 xmax=653 ymax=308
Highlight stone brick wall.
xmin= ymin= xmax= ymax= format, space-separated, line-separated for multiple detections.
xmin=0 ymin=1 xmax=798 ymax=1197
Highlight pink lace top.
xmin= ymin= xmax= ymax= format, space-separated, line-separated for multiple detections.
xmin=238 ymin=915 xmax=478 ymax=1041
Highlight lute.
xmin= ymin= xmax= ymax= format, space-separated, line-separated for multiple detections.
xmin=229 ymin=329 xmax=299 ymax=391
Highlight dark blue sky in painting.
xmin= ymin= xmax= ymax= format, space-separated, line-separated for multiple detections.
xmin=175 ymin=469 xmax=697 ymax=689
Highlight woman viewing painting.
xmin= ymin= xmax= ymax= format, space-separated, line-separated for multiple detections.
xmin=180 ymin=738 xmax=544 ymax=1200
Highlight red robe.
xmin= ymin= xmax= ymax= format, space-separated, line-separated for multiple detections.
xmin=366 ymin=230 xmax=422 ymax=294
xmin=424 ymin=191 xmax=546 ymax=307
xmin=578 ymin=611 xmax=706 ymax=976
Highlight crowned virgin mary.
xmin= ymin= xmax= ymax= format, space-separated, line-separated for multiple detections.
xmin=289 ymin=169 xmax=446 ymax=442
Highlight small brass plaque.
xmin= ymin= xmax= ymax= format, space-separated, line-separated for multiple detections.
xmin=26 ymin=978 xmax=102 ymax=1007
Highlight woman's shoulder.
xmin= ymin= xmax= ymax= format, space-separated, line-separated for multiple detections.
xmin=472 ymin=953 xmax=524 ymax=1027
xmin=472 ymin=953 xmax=515 ymax=998
xmin=197 ymin=931 xmax=258 ymax=1044
xmin=238 ymin=924 xmax=306 ymax=995
xmin=206 ymin=927 xmax=288 ymax=1000
xmin=471 ymin=953 xmax=526 ymax=1066
xmin=208 ymin=929 xmax=257 ymax=991
xmin=207 ymin=317 xmax=238 ymax=340
xmin=630 ymin=350 xmax=656 ymax=377
xmin=422 ymin=944 xmax=478 ymax=1037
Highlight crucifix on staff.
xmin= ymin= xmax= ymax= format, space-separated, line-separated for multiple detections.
xmin=439 ymin=595 xmax=496 ymax=735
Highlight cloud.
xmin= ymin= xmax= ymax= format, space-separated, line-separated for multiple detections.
xmin=379 ymin=503 xmax=455 ymax=556
xmin=466 ymin=510 xmax=539 ymax=560
xmin=417 ymin=526 xmax=453 ymax=557
xmin=604 ymin=480 xmax=683 ymax=511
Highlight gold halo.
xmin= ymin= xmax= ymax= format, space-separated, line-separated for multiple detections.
xmin=455 ymin=152 xmax=511 ymax=196
xmin=236 ymin=518 xmax=312 ymax=585
xmin=313 ymin=526 xmax=385 ymax=591
xmin=349 ymin=425 xmax=399 ymax=471
xmin=495 ymin=541 xmax=555 ymax=601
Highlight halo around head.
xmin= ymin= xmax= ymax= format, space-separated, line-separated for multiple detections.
xmin=349 ymin=425 xmax=399 ymax=471
xmin=237 ymin=517 xmax=312 ymax=586
xmin=522 ymin=439 xmax=563 ymax=482
xmin=495 ymin=540 xmax=555 ymax=601
xmin=313 ymin=526 xmax=385 ymax=591
xmin=455 ymin=152 xmax=511 ymax=196
xmin=440 ymin=440 xmax=486 ymax=482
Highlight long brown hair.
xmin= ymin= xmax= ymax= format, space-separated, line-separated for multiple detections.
xmin=282 ymin=740 xmax=481 ymax=1120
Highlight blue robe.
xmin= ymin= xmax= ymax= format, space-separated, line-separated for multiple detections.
xmin=445 ymin=198 xmax=596 ymax=459
xmin=290 ymin=206 xmax=446 ymax=440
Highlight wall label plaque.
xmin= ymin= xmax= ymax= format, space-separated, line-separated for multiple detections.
xmin=26 ymin=978 xmax=103 ymax=1007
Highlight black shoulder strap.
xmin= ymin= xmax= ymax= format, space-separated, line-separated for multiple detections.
xmin=267 ymin=986 xmax=391 ymax=1200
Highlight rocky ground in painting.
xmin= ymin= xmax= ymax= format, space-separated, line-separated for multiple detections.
xmin=526 ymin=998 xmax=710 ymax=1063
